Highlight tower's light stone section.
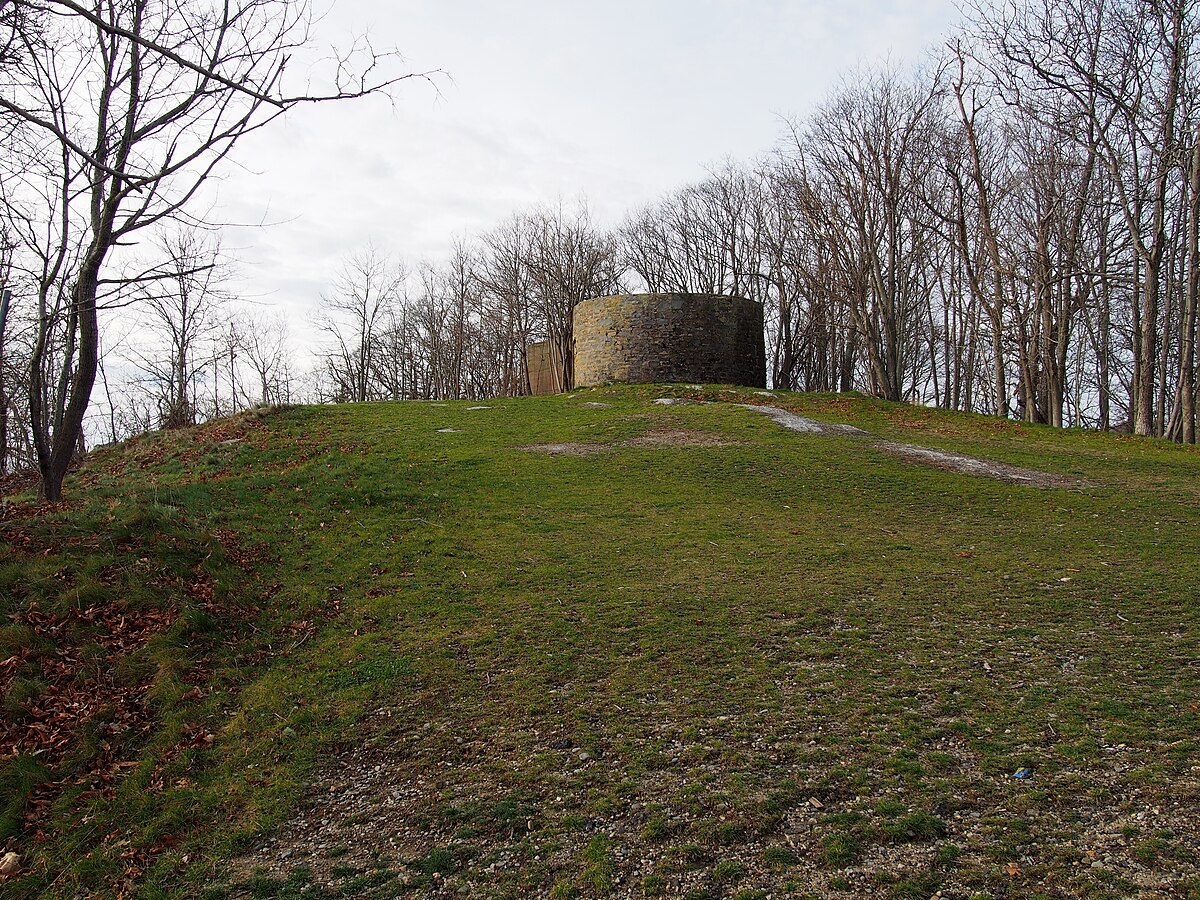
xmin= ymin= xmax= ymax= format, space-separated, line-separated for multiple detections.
xmin=573 ymin=293 xmax=767 ymax=389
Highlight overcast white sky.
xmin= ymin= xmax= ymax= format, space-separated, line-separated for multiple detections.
xmin=211 ymin=0 xmax=962 ymax=343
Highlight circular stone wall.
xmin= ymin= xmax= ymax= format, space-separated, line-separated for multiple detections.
xmin=573 ymin=293 xmax=766 ymax=388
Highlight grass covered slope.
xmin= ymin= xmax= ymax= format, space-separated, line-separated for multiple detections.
xmin=1 ymin=385 xmax=1198 ymax=898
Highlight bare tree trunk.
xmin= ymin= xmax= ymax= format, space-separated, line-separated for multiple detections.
xmin=949 ymin=52 xmax=1009 ymax=418
xmin=1097 ymin=216 xmax=1113 ymax=430
xmin=39 ymin=248 xmax=101 ymax=500
xmin=1134 ymin=4 xmax=1184 ymax=436
xmin=1183 ymin=123 xmax=1200 ymax=443
xmin=0 ymin=279 xmax=9 ymax=472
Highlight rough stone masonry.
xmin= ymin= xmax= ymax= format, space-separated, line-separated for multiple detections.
xmin=572 ymin=293 xmax=766 ymax=388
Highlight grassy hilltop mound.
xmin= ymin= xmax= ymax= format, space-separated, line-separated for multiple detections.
xmin=1 ymin=385 xmax=1198 ymax=899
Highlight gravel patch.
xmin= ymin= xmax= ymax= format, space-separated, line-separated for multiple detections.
xmin=218 ymin=705 xmax=1200 ymax=898
xmin=738 ymin=404 xmax=867 ymax=436
xmin=734 ymin=402 xmax=1076 ymax=487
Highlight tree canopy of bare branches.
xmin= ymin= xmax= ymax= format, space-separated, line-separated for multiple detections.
xmin=5 ymin=0 xmax=1196 ymax=469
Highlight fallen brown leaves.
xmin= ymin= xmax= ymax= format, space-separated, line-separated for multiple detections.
xmin=0 ymin=601 xmax=172 ymax=835
xmin=0 ymin=514 xmax=257 ymax=851
xmin=886 ymin=407 xmax=1025 ymax=436
xmin=211 ymin=528 xmax=268 ymax=571
xmin=0 ymin=469 xmax=39 ymax=499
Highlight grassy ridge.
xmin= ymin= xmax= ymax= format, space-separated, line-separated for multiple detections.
xmin=1 ymin=386 xmax=1198 ymax=898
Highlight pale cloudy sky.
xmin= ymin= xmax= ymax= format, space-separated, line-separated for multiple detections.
xmin=211 ymin=0 xmax=962 ymax=340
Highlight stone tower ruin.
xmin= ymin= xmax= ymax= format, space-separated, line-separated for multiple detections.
xmin=572 ymin=293 xmax=766 ymax=389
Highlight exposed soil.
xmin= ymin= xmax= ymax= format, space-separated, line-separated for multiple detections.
xmin=625 ymin=428 xmax=732 ymax=449
xmin=522 ymin=442 xmax=608 ymax=456
xmin=523 ymin=427 xmax=732 ymax=456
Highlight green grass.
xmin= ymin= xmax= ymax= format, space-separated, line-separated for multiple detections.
xmin=1 ymin=384 xmax=1198 ymax=897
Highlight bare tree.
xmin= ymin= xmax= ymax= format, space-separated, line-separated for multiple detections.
xmin=439 ymin=240 xmax=480 ymax=400
xmin=317 ymin=245 xmax=405 ymax=402
xmin=622 ymin=165 xmax=766 ymax=300
xmin=782 ymin=68 xmax=945 ymax=402
xmin=1181 ymin=120 xmax=1200 ymax=442
xmin=240 ymin=311 xmax=294 ymax=406
xmin=128 ymin=227 xmax=229 ymax=428
xmin=943 ymin=41 xmax=1018 ymax=417
xmin=0 ymin=222 xmax=14 ymax=470
xmin=475 ymin=214 xmax=536 ymax=396
xmin=526 ymin=202 xmax=621 ymax=391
